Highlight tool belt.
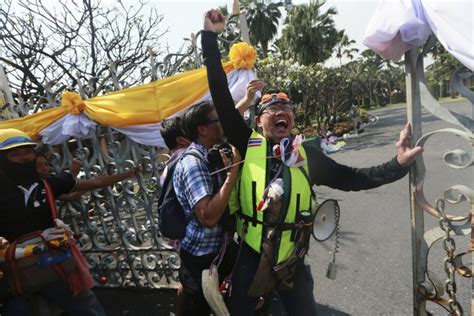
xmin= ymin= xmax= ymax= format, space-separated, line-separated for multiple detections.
xmin=3 ymin=227 xmax=76 ymax=296
xmin=247 ymin=211 xmax=313 ymax=297
xmin=0 ymin=179 xmax=78 ymax=296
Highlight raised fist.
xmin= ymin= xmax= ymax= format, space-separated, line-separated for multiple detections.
xmin=203 ymin=9 xmax=225 ymax=33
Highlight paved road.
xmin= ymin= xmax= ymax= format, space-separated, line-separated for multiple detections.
xmin=307 ymin=100 xmax=472 ymax=315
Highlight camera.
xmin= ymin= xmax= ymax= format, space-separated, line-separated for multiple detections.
xmin=207 ymin=142 xmax=233 ymax=171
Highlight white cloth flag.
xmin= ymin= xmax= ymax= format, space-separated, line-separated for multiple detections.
xmin=421 ymin=0 xmax=473 ymax=70
xmin=39 ymin=113 xmax=96 ymax=144
xmin=363 ymin=0 xmax=473 ymax=70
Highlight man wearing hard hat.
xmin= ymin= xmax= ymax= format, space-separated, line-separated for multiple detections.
xmin=0 ymin=128 xmax=136 ymax=315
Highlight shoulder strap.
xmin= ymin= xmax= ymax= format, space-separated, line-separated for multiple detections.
xmin=298 ymin=166 xmax=316 ymax=199
xmin=179 ymin=148 xmax=206 ymax=223
xmin=42 ymin=179 xmax=58 ymax=220
xmin=158 ymin=159 xmax=179 ymax=206
xmin=162 ymin=148 xmax=204 ymax=198
xmin=158 ymin=148 xmax=205 ymax=213
xmin=181 ymin=148 xmax=204 ymax=161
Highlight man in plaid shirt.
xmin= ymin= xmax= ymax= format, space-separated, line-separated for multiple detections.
xmin=173 ymin=101 xmax=241 ymax=315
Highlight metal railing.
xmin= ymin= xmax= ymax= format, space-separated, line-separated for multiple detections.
xmin=405 ymin=38 xmax=473 ymax=315
xmin=0 ymin=8 xmax=247 ymax=291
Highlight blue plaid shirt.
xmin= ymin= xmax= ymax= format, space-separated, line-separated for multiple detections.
xmin=173 ymin=143 xmax=224 ymax=256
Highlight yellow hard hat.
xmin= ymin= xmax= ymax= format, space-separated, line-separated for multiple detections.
xmin=0 ymin=128 xmax=37 ymax=151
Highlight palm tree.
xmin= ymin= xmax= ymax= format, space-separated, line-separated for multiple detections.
xmin=360 ymin=49 xmax=384 ymax=106
xmin=334 ymin=30 xmax=359 ymax=66
xmin=279 ymin=0 xmax=338 ymax=65
xmin=427 ymin=42 xmax=463 ymax=98
xmin=243 ymin=0 xmax=283 ymax=57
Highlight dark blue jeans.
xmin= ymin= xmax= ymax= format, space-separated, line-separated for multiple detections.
xmin=230 ymin=243 xmax=317 ymax=316
xmin=4 ymin=280 xmax=106 ymax=316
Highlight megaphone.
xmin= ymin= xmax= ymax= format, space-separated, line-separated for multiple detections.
xmin=312 ymin=199 xmax=340 ymax=242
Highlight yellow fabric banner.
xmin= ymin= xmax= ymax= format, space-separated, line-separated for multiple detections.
xmin=0 ymin=107 xmax=67 ymax=141
xmin=83 ymin=62 xmax=234 ymax=127
xmin=0 ymin=42 xmax=257 ymax=140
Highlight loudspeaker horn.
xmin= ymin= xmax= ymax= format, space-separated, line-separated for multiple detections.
xmin=312 ymin=199 xmax=340 ymax=242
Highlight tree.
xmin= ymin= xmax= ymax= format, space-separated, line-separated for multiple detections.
xmin=257 ymin=54 xmax=354 ymax=133
xmin=334 ymin=30 xmax=358 ymax=66
xmin=257 ymin=54 xmax=320 ymax=128
xmin=0 ymin=0 xmax=166 ymax=100
xmin=355 ymin=49 xmax=384 ymax=107
xmin=426 ymin=41 xmax=463 ymax=98
xmin=243 ymin=0 xmax=283 ymax=57
xmin=279 ymin=0 xmax=338 ymax=65
xmin=345 ymin=50 xmax=405 ymax=108
xmin=378 ymin=59 xmax=405 ymax=104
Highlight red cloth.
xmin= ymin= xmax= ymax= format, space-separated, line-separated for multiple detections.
xmin=67 ymin=239 xmax=95 ymax=295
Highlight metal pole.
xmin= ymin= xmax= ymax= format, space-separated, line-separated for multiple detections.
xmin=232 ymin=0 xmax=255 ymax=129
xmin=233 ymin=0 xmax=251 ymax=44
xmin=404 ymin=49 xmax=426 ymax=315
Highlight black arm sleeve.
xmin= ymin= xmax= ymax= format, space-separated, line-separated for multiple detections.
xmin=48 ymin=172 xmax=77 ymax=197
xmin=302 ymin=140 xmax=409 ymax=191
xmin=202 ymin=31 xmax=252 ymax=157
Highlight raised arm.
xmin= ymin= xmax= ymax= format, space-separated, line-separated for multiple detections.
xmin=69 ymin=158 xmax=82 ymax=177
xmin=235 ymin=79 xmax=264 ymax=115
xmin=72 ymin=168 xmax=137 ymax=192
xmin=202 ymin=9 xmax=252 ymax=155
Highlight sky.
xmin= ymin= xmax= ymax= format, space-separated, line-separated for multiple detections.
xmin=102 ymin=0 xmax=380 ymax=66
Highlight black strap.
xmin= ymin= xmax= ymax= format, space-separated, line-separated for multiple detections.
xmin=251 ymin=181 xmax=258 ymax=226
xmin=298 ymin=166 xmax=316 ymax=199
xmin=236 ymin=211 xmax=301 ymax=232
xmin=181 ymin=149 xmax=204 ymax=161
xmin=158 ymin=163 xmax=176 ymax=206
xmin=179 ymin=149 xmax=205 ymax=224
xmin=237 ymin=211 xmax=263 ymax=226
xmin=161 ymin=149 xmax=203 ymax=199
xmin=158 ymin=149 xmax=204 ymax=223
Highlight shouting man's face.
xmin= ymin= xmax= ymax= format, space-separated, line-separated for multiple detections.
xmin=256 ymin=103 xmax=295 ymax=143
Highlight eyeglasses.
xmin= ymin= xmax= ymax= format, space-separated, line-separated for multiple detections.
xmin=259 ymin=92 xmax=290 ymax=105
xmin=257 ymin=92 xmax=292 ymax=115
xmin=262 ymin=104 xmax=293 ymax=114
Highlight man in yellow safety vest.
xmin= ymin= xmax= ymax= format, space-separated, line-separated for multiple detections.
xmin=201 ymin=9 xmax=423 ymax=316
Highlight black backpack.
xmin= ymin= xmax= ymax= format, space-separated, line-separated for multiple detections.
xmin=157 ymin=150 xmax=202 ymax=240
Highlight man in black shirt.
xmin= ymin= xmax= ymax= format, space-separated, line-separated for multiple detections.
xmin=0 ymin=128 xmax=137 ymax=316
xmin=201 ymin=9 xmax=423 ymax=315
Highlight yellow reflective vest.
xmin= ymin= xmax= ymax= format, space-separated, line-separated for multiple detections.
xmin=230 ymin=131 xmax=314 ymax=264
